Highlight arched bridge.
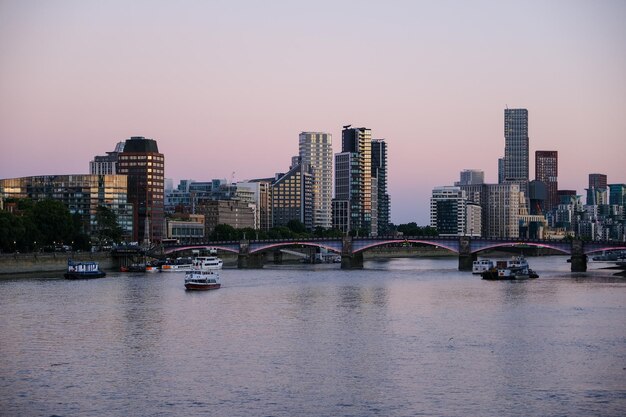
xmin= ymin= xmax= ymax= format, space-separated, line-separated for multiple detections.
xmin=153 ymin=236 xmax=626 ymax=272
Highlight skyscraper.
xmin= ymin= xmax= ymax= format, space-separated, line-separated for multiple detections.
xmin=587 ymin=173 xmax=608 ymax=205
xmin=334 ymin=126 xmax=372 ymax=235
xmin=371 ymin=139 xmax=390 ymax=234
xmin=298 ymin=132 xmax=333 ymax=230
xmin=503 ymin=108 xmax=529 ymax=193
xmin=535 ymin=150 xmax=558 ymax=212
xmin=457 ymin=169 xmax=484 ymax=186
xmin=117 ymin=136 xmax=165 ymax=244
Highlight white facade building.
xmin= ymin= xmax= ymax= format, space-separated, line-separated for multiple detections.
xmin=299 ymin=132 xmax=333 ymax=229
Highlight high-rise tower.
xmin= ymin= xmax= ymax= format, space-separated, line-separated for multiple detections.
xmin=117 ymin=136 xmax=165 ymax=244
xmin=334 ymin=126 xmax=372 ymax=234
xmin=535 ymin=150 xmax=558 ymax=212
xmin=503 ymin=108 xmax=529 ymax=194
xmin=298 ymin=132 xmax=333 ymax=229
xmin=371 ymin=139 xmax=390 ymax=234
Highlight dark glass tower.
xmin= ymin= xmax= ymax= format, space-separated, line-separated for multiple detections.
xmin=535 ymin=150 xmax=558 ymax=212
xmin=371 ymin=139 xmax=390 ymax=235
xmin=117 ymin=136 xmax=165 ymax=244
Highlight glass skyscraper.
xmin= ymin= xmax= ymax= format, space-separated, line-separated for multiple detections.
xmin=503 ymin=108 xmax=529 ymax=194
xmin=298 ymin=132 xmax=333 ymax=230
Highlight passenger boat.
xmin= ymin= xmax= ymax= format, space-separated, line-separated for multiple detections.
xmin=120 ymin=263 xmax=146 ymax=273
xmin=481 ymin=256 xmax=538 ymax=280
xmin=192 ymin=256 xmax=223 ymax=270
xmin=184 ymin=269 xmax=221 ymax=291
xmin=472 ymin=259 xmax=494 ymax=274
xmin=64 ymin=259 xmax=106 ymax=279
xmin=161 ymin=257 xmax=194 ymax=272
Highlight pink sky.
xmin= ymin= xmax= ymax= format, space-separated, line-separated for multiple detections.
xmin=1 ymin=0 xmax=625 ymax=224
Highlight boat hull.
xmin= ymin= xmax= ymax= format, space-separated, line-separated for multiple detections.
xmin=184 ymin=283 xmax=221 ymax=291
xmin=64 ymin=271 xmax=106 ymax=279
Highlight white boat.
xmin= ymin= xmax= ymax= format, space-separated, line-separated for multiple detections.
xmin=496 ymin=256 xmax=538 ymax=280
xmin=472 ymin=259 xmax=494 ymax=274
xmin=184 ymin=269 xmax=221 ymax=290
xmin=192 ymin=256 xmax=223 ymax=270
xmin=161 ymin=257 xmax=194 ymax=272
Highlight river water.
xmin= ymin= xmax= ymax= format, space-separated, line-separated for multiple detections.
xmin=1 ymin=256 xmax=625 ymax=417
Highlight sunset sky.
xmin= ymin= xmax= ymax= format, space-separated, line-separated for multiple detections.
xmin=1 ymin=0 xmax=624 ymax=224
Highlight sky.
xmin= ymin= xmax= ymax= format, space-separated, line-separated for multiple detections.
xmin=0 ymin=0 xmax=625 ymax=225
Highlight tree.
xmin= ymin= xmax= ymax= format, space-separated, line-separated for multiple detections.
xmin=94 ymin=205 xmax=124 ymax=244
xmin=286 ymin=219 xmax=307 ymax=235
xmin=30 ymin=199 xmax=76 ymax=246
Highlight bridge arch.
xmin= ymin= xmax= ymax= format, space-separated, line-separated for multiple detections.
xmin=471 ymin=241 xmax=571 ymax=255
xmin=353 ymin=239 xmax=460 ymax=254
xmin=163 ymin=245 xmax=240 ymax=255
xmin=584 ymin=245 xmax=626 ymax=255
xmin=250 ymin=241 xmax=341 ymax=254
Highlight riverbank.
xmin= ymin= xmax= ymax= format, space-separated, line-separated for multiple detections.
xmin=0 ymin=252 xmax=113 ymax=275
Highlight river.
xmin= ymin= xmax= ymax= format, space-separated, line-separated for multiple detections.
xmin=1 ymin=256 xmax=625 ymax=416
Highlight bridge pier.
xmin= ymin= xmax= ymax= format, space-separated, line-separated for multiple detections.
xmin=458 ymin=236 xmax=475 ymax=271
xmin=570 ymin=239 xmax=587 ymax=272
xmin=341 ymin=236 xmax=363 ymax=269
xmin=273 ymin=251 xmax=283 ymax=264
xmin=237 ymin=240 xmax=265 ymax=269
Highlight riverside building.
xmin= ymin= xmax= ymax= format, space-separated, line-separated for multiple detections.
xmin=0 ymin=174 xmax=133 ymax=240
xmin=117 ymin=136 xmax=165 ymax=244
xmin=298 ymin=132 xmax=333 ymax=230
xmin=502 ymin=108 xmax=529 ymax=196
xmin=535 ymin=151 xmax=558 ymax=213
xmin=371 ymin=138 xmax=391 ymax=235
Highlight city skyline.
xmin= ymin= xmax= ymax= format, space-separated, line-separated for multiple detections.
xmin=1 ymin=1 xmax=625 ymax=224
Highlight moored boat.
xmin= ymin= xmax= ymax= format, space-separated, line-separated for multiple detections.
xmin=184 ymin=269 xmax=221 ymax=290
xmin=161 ymin=257 xmax=194 ymax=272
xmin=64 ymin=259 xmax=106 ymax=279
xmin=192 ymin=256 xmax=223 ymax=270
xmin=472 ymin=259 xmax=494 ymax=274
xmin=481 ymin=256 xmax=538 ymax=280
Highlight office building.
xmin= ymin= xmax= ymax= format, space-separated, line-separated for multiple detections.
xmin=485 ymin=183 xmax=521 ymax=238
xmin=117 ymin=136 xmax=165 ymax=244
xmin=371 ymin=138 xmax=390 ymax=234
xmin=333 ymin=126 xmax=372 ymax=235
xmin=456 ymin=169 xmax=484 ymax=186
xmin=271 ymin=162 xmax=314 ymax=230
xmin=503 ymin=108 xmax=529 ymax=195
xmin=0 ymin=174 xmax=133 ymax=240
xmin=90 ymin=142 xmax=125 ymax=175
xmin=609 ymin=184 xmax=626 ymax=207
xmin=535 ymin=150 xmax=558 ymax=212
xmin=430 ymin=186 xmax=467 ymax=237
xmin=196 ymin=199 xmax=255 ymax=235
xmin=298 ymin=132 xmax=333 ymax=229
xmin=587 ymin=173 xmax=608 ymax=205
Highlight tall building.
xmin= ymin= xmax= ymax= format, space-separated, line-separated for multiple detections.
xmin=89 ymin=142 xmax=125 ymax=175
xmin=371 ymin=138 xmax=390 ymax=234
xmin=456 ymin=169 xmax=484 ymax=186
xmin=485 ymin=183 xmax=521 ymax=238
xmin=334 ymin=126 xmax=372 ymax=235
xmin=430 ymin=186 xmax=467 ymax=236
xmin=535 ymin=150 xmax=558 ymax=212
xmin=0 ymin=175 xmax=133 ymax=240
xmin=609 ymin=184 xmax=626 ymax=207
xmin=298 ymin=132 xmax=333 ymax=230
xmin=117 ymin=136 xmax=165 ymax=244
xmin=503 ymin=108 xmax=529 ymax=194
xmin=271 ymin=162 xmax=314 ymax=230
xmin=587 ymin=173 xmax=608 ymax=205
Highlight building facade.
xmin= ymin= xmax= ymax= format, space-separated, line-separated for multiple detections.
xmin=117 ymin=136 xmax=165 ymax=244
xmin=371 ymin=138 xmax=390 ymax=235
xmin=89 ymin=141 xmax=125 ymax=175
xmin=196 ymin=199 xmax=256 ymax=235
xmin=485 ymin=183 xmax=521 ymax=238
xmin=456 ymin=169 xmax=485 ymax=186
xmin=503 ymin=108 xmax=529 ymax=195
xmin=271 ymin=163 xmax=314 ymax=230
xmin=298 ymin=132 xmax=333 ymax=230
xmin=587 ymin=173 xmax=608 ymax=205
xmin=0 ymin=174 xmax=133 ymax=240
xmin=430 ymin=186 xmax=467 ymax=237
xmin=535 ymin=150 xmax=558 ymax=212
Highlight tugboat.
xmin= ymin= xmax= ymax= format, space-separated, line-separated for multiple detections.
xmin=64 ymin=259 xmax=106 ymax=279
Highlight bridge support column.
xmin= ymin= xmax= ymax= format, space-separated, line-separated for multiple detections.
xmin=570 ymin=239 xmax=587 ymax=272
xmin=458 ymin=236 xmax=475 ymax=271
xmin=341 ymin=236 xmax=363 ymax=269
xmin=237 ymin=240 xmax=265 ymax=269
xmin=273 ymin=251 xmax=283 ymax=264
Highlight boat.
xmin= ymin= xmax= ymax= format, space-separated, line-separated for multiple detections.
xmin=472 ymin=259 xmax=494 ymax=274
xmin=161 ymin=257 xmax=194 ymax=272
xmin=192 ymin=256 xmax=223 ymax=270
xmin=184 ymin=269 xmax=221 ymax=290
xmin=481 ymin=256 xmax=538 ymax=280
xmin=64 ymin=259 xmax=106 ymax=279
xmin=121 ymin=263 xmax=146 ymax=273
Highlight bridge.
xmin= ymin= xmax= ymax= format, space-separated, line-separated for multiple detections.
xmin=152 ymin=236 xmax=626 ymax=272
